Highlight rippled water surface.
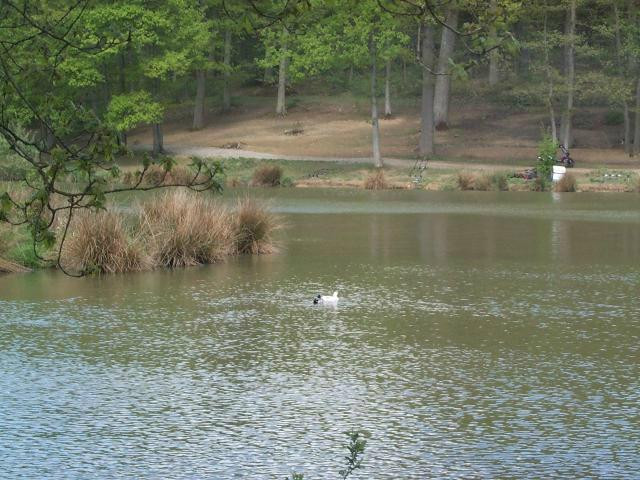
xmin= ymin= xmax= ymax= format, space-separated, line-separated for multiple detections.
xmin=1 ymin=190 xmax=639 ymax=479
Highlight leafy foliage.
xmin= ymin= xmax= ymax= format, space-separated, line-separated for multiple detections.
xmin=537 ymin=132 xmax=557 ymax=179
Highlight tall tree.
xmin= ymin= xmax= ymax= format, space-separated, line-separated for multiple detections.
xmin=419 ymin=20 xmax=436 ymax=157
xmin=434 ymin=7 xmax=459 ymax=130
xmin=560 ymin=0 xmax=576 ymax=149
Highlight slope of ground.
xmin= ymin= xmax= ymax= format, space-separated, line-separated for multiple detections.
xmin=129 ymin=93 xmax=638 ymax=169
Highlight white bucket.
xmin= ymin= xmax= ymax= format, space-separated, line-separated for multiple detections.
xmin=552 ymin=165 xmax=566 ymax=182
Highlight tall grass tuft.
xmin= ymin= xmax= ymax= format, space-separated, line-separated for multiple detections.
xmin=363 ymin=169 xmax=387 ymax=190
xmin=139 ymin=190 xmax=234 ymax=267
xmin=251 ymin=164 xmax=283 ymax=187
xmin=234 ymin=197 xmax=282 ymax=255
xmin=554 ymin=173 xmax=577 ymax=192
xmin=457 ymin=172 xmax=474 ymax=190
xmin=0 ymin=257 xmax=30 ymax=274
xmin=62 ymin=211 xmax=151 ymax=274
xmin=473 ymin=174 xmax=492 ymax=191
xmin=530 ymin=176 xmax=549 ymax=192
xmin=490 ymin=172 xmax=510 ymax=191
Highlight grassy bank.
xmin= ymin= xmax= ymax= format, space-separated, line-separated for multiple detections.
xmin=199 ymin=156 xmax=640 ymax=193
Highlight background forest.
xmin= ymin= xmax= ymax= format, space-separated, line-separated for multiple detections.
xmin=1 ymin=0 xmax=640 ymax=271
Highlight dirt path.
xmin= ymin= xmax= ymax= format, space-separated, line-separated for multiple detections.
xmin=136 ymin=143 xmax=607 ymax=175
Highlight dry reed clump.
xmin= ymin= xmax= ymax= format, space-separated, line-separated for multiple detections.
xmin=473 ymin=174 xmax=492 ymax=191
xmin=62 ymin=211 xmax=152 ymax=274
xmin=457 ymin=172 xmax=475 ymax=190
xmin=554 ymin=173 xmax=577 ymax=192
xmin=363 ymin=169 xmax=387 ymax=190
xmin=251 ymin=164 xmax=283 ymax=187
xmin=234 ymin=197 xmax=282 ymax=255
xmin=138 ymin=190 xmax=234 ymax=267
xmin=0 ymin=257 xmax=30 ymax=274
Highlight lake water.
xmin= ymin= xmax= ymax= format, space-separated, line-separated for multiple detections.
xmin=1 ymin=189 xmax=639 ymax=479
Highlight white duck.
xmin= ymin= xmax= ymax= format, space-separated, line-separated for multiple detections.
xmin=313 ymin=291 xmax=339 ymax=304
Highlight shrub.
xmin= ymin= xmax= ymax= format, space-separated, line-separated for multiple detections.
xmin=234 ymin=197 xmax=281 ymax=255
xmin=280 ymin=176 xmax=294 ymax=187
xmin=251 ymin=164 xmax=283 ymax=187
xmin=554 ymin=173 xmax=577 ymax=192
xmin=457 ymin=172 xmax=474 ymax=190
xmin=62 ymin=211 xmax=151 ymax=274
xmin=537 ymin=132 xmax=557 ymax=179
xmin=363 ymin=169 xmax=387 ymax=190
xmin=604 ymin=110 xmax=624 ymax=126
xmin=138 ymin=190 xmax=234 ymax=267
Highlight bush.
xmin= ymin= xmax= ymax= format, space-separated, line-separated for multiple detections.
xmin=138 ymin=190 xmax=234 ymax=267
xmin=62 ymin=211 xmax=152 ymax=274
xmin=554 ymin=173 xmax=577 ymax=192
xmin=457 ymin=172 xmax=474 ymax=190
xmin=280 ymin=176 xmax=294 ymax=187
xmin=537 ymin=132 xmax=557 ymax=179
xmin=604 ymin=110 xmax=624 ymax=126
xmin=251 ymin=164 xmax=283 ymax=187
xmin=234 ymin=197 xmax=281 ymax=255
xmin=363 ymin=169 xmax=387 ymax=190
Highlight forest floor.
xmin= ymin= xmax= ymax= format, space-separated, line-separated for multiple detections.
xmin=128 ymin=92 xmax=640 ymax=191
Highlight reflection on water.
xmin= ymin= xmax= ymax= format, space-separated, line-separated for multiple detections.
xmin=1 ymin=190 xmax=639 ymax=478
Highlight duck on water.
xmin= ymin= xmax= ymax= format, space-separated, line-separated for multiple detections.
xmin=313 ymin=292 xmax=339 ymax=305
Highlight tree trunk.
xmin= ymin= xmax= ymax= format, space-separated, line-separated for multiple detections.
xmin=371 ymin=35 xmax=382 ymax=167
xmin=623 ymin=103 xmax=631 ymax=155
xmin=384 ymin=59 xmax=392 ymax=118
xmin=348 ymin=64 xmax=354 ymax=83
xmin=434 ymin=8 xmax=458 ymax=130
xmin=192 ymin=69 xmax=206 ymax=130
xmin=419 ymin=22 xmax=435 ymax=158
xmin=222 ymin=29 xmax=232 ymax=112
xmin=613 ymin=3 xmax=632 ymax=155
xmin=560 ymin=0 xmax=576 ymax=149
xmin=488 ymin=0 xmax=499 ymax=86
xmin=152 ymin=123 xmax=163 ymax=156
xmin=634 ymin=76 xmax=640 ymax=156
xmin=276 ymin=28 xmax=288 ymax=116
xmin=543 ymin=1 xmax=557 ymax=144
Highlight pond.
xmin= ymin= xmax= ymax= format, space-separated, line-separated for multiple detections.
xmin=1 ymin=189 xmax=639 ymax=478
